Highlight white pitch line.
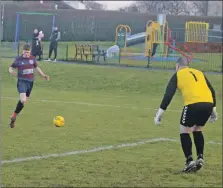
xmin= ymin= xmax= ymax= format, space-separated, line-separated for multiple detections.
xmin=1 ymin=138 xmax=222 ymax=165
xmin=2 ymin=97 xmax=222 ymax=117
xmin=208 ymin=141 xmax=223 ymax=145
xmin=1 ymin=96 xmax=181 ymax=113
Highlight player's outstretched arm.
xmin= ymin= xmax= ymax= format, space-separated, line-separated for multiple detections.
xmin=9 ymin=58 xmax=18 ymax=77
xmin=9 ymin=67 xmax=17 ymax=77
xmin=35 ymin=67 xmax=50 ymax=81
xmin=154 ymin=73 xmax=177 ymax=125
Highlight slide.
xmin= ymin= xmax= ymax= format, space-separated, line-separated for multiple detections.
xmin=106 ymin=32 xmax=146 ymax=57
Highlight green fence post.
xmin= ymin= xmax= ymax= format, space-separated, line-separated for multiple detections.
xmin=116 ymin=31 xmax=126 ymax=65
xmin=116 ymin=30 xmax=126 ymax=49
xmin=66 ymin=44 xmax=68 ymax=61
xmin=118 ymin=45 xmax=121 ymax=64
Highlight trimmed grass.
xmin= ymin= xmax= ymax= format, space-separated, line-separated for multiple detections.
xmin=0 ymin=57 xmax=222 ymax=187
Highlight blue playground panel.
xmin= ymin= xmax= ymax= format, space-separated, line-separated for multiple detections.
xmin=122 ymin=55 xmax=201 ymax=62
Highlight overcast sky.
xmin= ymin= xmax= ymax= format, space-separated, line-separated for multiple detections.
xmin=95 ymin=1 xmax=135 ymax=10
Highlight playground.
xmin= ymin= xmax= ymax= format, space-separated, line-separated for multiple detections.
xmin=107 ymin=14 xmax=222 ymax=72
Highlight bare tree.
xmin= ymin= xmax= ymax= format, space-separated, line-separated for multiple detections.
xmin=190 ymin=1 xmax=208 ymax=16
xmin=128 ymin=4 xmax=140 ymax=12
xmin=134 ymin=1 xmax=190 ymax=15
xmin=163 ymin=1 xmax=190 ymax=15
xmin=118 ymin=8 xmax=126 ymax=12
xmin=83 ymin=1 xmax=105 ymax=10
xmin=118 ymin=4 xmax=140 ymax=12
xmin=136 ymin=1 xmax=164 ymax=13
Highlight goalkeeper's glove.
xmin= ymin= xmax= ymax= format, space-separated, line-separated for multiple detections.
xmin=154 ymin=108 xmax=165 ymax=126
xmin=209 ymin=107 xmax=218 ymax=123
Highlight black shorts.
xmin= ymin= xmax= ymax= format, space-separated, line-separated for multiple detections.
xmin=180 ymin=102 xmax=213 ymax=127
xmin=17 ymin=79 xmax=34 ymax=97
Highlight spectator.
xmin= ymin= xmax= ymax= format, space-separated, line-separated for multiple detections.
xmin=31 ymin=29 xmax=39 ymax=57
xmin=31 ymin=29 xmax=44 ymax=60
xmin=47 ymin=26 xmax=61 ymax=62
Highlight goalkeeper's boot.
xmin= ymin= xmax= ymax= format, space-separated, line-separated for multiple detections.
xmin=195 ymin=154 xmax=204 ymax=172
xmin=181 ymin=158 xmax=196 ymax=173
xmin=9 ymin=112 xmax=17 ymax=128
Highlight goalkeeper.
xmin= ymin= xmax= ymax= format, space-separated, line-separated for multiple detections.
xmin=154 ymin=57 xmax=218 ymax=173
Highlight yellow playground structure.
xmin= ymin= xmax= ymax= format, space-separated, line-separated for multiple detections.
xmin=112 ymin=16 xmax=213 ymax=66
xmin=145 ymin=16 xmax=169 ymax=58
xmin=144 ymin=19 xmax=210 ymax=62
xmin=185 ymin=21 xmax=209 ymax=43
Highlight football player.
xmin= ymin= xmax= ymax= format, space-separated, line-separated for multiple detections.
xmin=154 ymin=57 xmax=218 ymax=173
xmin=9 ymin=43 xmax=50 ymax=128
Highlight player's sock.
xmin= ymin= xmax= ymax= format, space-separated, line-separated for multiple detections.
xmin=180 ymin=133 xmax=193 ymax=162
xmin=10 ymin=112 xmax=17 ymax=119
xmin=14 ymin=100 xmax=24 ymax=115
xmin=193 ymin=131 xmax=204 ymax=158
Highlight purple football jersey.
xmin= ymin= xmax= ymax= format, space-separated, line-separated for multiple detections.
xmin=11 ymin=55 xmax=38 ymax=81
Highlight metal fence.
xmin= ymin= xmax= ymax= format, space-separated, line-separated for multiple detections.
xmin=1 ymin=41 xmax=222 ymax=74
xmin=2 ymin=6 xmax=223 ymax=42
xmin=170 ymin=28 xmax=223 ymax=43
xmin=1 ymin=6 xmax=222 ymax=73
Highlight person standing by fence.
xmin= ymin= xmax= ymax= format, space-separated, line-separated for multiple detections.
xmin=31 ymin=29 xmax=44 ymax=61
xmin=31 ymin=29 xmax=40 ymax=58
xmin=47 ymin=26 xmax=61 ymax=62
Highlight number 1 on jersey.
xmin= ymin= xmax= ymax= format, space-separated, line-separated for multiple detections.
xmin=189 ymin=71 xmax=198 ymax=82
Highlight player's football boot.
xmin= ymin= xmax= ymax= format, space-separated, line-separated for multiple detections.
xmin=181 ymin=160 xmax=197 ymax=173
xmin=9 ymin=113 xmax=17 ymax=128
xmin=195 ymin=155 xmax=204 ymax=171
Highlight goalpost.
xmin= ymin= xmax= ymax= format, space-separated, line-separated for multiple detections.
xmin=14 ymin=11 xmax=56 ymax=53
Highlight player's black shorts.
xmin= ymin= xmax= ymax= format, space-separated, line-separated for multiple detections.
xmin=17 ymin=79 xmax=34 ymax=97
xmin=180 ymin=102 xmax=213 ymax=127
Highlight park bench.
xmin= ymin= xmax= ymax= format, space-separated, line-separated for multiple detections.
xmin=74 ymin=44 xmax=106 ymax=63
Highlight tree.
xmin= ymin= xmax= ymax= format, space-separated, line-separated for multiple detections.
xmin=133 ymin=1 xmax=191 ymax=15
xmin=118 ymin=8 xmax=126 ymax=12
xmin=128 ymin=4 xmax=140 ymax=12
xmin=190 ymin=1 xmax=208 ymax=16
xmin=83 ymin=1 xmax=105 ymax=10
xmin=136 ymin=1 xmax=164 ymax=13
xmin=118 ymin=4 xmax=139 ymax=12
xmin=162 ymin=1 xmax=190 ymax=15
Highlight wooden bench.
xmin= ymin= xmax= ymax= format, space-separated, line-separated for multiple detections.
xmin=74 ymin=44 xmax=106 ymax=63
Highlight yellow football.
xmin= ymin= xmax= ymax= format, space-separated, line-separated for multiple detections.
xmin=53 ymin=116 xmax=65 ymax=127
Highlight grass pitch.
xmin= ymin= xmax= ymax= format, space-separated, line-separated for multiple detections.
xmin=0 ymin=57 xmax=222 ymax=187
